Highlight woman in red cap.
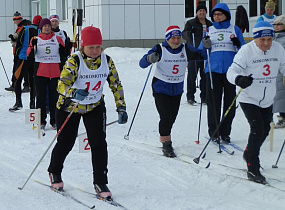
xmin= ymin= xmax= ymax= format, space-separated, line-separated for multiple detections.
xmin=47 ymin=26 xmax=128 ymax=199
xmin=27 ymin=18 xmax=65 ymax=130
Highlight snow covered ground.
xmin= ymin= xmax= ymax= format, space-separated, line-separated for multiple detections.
xmin=0 ymin=41 xmax=285 ymax=210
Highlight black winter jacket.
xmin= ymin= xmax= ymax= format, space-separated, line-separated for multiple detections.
xmin=182 ymin=16 xmax=212 ymax=60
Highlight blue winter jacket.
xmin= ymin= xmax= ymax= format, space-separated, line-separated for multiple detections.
xmin=139 ymin=41 xmax=202 ymax=96
xmin=198 ymin=3 xmax=245 ymax=74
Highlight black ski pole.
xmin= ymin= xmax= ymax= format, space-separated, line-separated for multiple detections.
xmin=195 ymin=102 xmax=203 ymax=144
xmin=272 ymin=139 xmax=285 ymax=168
xmin=0 ymin=56 xmax=11 ymax=87
xmin=124 ymin=64 xmax=153 ymax=140
xmin=206 ymin=48 xmax=222 ymax=153
xmin=193 ymin=89 xmax=242 ymax=164
xmin=18 ymin=102 xmax=79 ymax=191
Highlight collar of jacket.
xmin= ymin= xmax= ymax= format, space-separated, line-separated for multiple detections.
xmin=213 ymin=20 xmax=231 ymax=29
xmin=162 ymin=40 xmax=184 ymax=54
xmin=38 ymin=31 xmax=55 ymax=40
xmin=52 ymin=26 xmax=60 ymax=32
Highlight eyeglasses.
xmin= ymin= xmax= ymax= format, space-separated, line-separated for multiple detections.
xmin=273 ymin=23 xmax=283 ymax=26
xmin=213 ymin=13 xmax=224 ymax=17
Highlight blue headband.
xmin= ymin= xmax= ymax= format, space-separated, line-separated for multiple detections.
xmin=165 ymin=30 xmax=182 ymax=41
xmin=253 ymin=28 xmax=274 ymax=39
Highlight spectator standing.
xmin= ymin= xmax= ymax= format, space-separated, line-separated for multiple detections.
xmin=27 ymin=18 xmax=65 ymax=130
xmin=9 ymin=15 xmax=42 ymax=112
xmin=257 ymin=0 xmax=276 ymax=25
xmin=49 ymin=15 xmax=73 ymax=70
xmin=6 ymin=11 xmax=30 ymax=92
xmin=182 ymin=4 xmax=212 ymax=105
xmin=272 ymin=15 xmax=285 ymax=128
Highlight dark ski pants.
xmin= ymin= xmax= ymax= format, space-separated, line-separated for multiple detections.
xmin=153 ymin=93 xmax=182 ymax=136
xmin=186 ymin=61 xmax=206 ymax=101
xmin=206 ymin=72 xmax=236 ymax=138
xmin=48 ymin=104 xmax=108 ymax=184
xmin=35 ymin=76 xmax=59 ymax=125
xmin=14 ymin=59 xmax=35 ymax=105
xmin=240 ymin=103 xmax=273 ymax=166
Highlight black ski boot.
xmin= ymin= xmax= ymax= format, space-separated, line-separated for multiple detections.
xmin=9 ymin=101 xmax=23 ymax=112
xmin=49 ymin=172 xmax=64 ymax=190
xmin=247 ymin=164 xmax=266 ymax=184
xmin=211 ymin=136 xmax=220 ymax=143
xmin=162 ymin=141 xmax=176 ymax=158
xmin=221 ymin=135 xmax=231 ymax=143
xmin=22 ymin=86 xmax=30 ymax=93
xmin=5 ymin=85 xmax=14 ymax=91
xmin=94 ymin=184 xmax=112 ymax=199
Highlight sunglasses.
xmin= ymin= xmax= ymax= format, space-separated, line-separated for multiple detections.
xmin=273 ymin=23 xmax=283 ymax=26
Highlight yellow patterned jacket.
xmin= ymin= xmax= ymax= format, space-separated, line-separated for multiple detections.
xmin=56 ymin=51 xmax=126 ymax=114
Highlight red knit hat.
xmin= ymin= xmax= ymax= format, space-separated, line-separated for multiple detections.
xmin=39 ymin=18 xmax=51 ymax=30
xmin=165 ymin=25 xmax=182 ymax=40
xmin=81 ymin=26 xmax=102 ymax=46
xmin=32 ymin=15 xmax=42 ymax=25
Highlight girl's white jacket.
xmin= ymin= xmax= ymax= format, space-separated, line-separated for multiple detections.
xmin=227 ymin=40 xmax=285 ymax=108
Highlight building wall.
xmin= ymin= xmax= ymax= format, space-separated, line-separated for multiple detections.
xmin=0 ymin=0 xmax=31 ymax=41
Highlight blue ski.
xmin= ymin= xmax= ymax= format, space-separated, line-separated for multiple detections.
xmin=211 ymin=141 xmax=235 ymax=155
xmin=224 ymin=142 xmax=244 ymax=152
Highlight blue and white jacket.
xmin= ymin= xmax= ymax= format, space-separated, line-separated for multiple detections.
xmin=139 ymin=41 xmax=203 ymax=96
xmin=198 ymin=3 xmax=245 ymax=74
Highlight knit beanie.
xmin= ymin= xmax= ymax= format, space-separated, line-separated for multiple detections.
xmin=252 ymin=21 xmax=274 ymax=39
xmin=13 ymin=11 xmax=23 ymax=21
xmin=39 ymin=18 xmax=52 ymax=30
xmin=274 ymin=15 xmax=285 ymax=25
xmin=49 ymin=15 xmax=60 ymax=22
xmin=196 ymin=5 xmax=207 ymax=14
xmin=165 ymin=26 xmax=182 ymax=41
xmin=81 ymin=26 xmax=102 ymax=46
xmin=32 ymin=15 xmax=42 ymax=25
xmin=265 ymin=0 xmax=275 ymax=9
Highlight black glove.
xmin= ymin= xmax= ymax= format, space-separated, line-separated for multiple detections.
xmin=231 ymin=37 xmax=241 ymax=48
xmin=31 ymin=37 xmax=37 ymax=47
xmin=235 ymin=74 xmax=253 ymax=89
xmin=8 ymin=34 xmax=16 ymax=42
xmin=203 ymin=36 xmax=211 ymax=49
xmin=147 ymin=52 xmax=160 ymax=64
